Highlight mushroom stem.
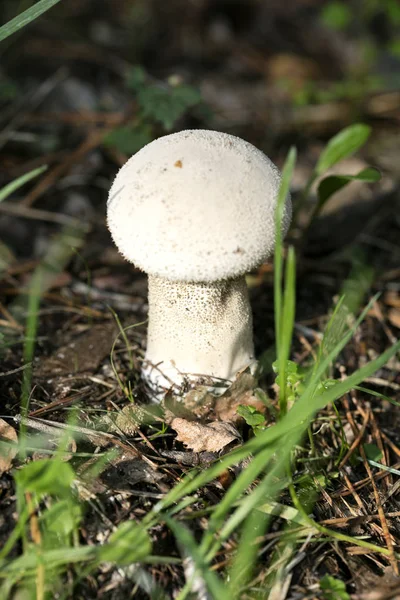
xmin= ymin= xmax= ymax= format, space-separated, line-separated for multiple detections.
xmin=142 ymin=274 xmax=255 ymax=394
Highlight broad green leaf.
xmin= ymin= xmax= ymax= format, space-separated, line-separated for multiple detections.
xmin=40 ymin=500 xmax=82 ymax=537
xmin=315 ymin=124 xmax=371 ymax=175
xmin=98 ymin=521 xmax=151 ymax=565
xmin=320 ymin=574 xmax=350 ymax=600
xmin=236 ymin=405 xmax=265 ymax=428
xmin=363 ymin=443 xmax=383 ymax=462
xmin=126 ymin=65 xmax=202 ymax=130
xmin=15 ymin=459 xmax=74 ymax=496
xmin=317 ymin=167 xmax=381 ymax=206
xmin=138 ymin=84 xmax=201 ymax=130
xmin=0 ymin=166 xmax=47 ymax=203
xmin=104 ymin=123 xmax=153 ymax=155
xmin=0 ymin=0 xmax=62 ymax=43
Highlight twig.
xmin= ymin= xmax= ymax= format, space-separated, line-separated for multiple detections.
xmin=338 ymin=409 xmax=370 ymax=470
xmin=343 ymin=396 xmax=398 ymax=575
xmin=21 ymin=122 xmax=124 ymax=207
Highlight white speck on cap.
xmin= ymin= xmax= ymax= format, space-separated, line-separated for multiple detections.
xmin=107 ymin=129 xmax=291 ymax=282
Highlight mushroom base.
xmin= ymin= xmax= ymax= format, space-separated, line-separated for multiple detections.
xmin=142 ymin=275 xmax=255 ymax=400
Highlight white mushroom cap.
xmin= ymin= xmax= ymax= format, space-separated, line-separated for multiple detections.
xmin=107 ymin=129 xmax=291 ymax=282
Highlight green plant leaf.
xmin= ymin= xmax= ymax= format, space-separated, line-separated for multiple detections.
xmin=98 ymin=521 xmax=151 ymax=565
xmin=363 ymin=443 xmax=383 ymax=462
xmin=0 ymin=165 xmax=47 ymax=203
xmin=317 ymin=167 xmax=381 ymax=206
xmin=126 ymin=66 xmax=202 ymax=130
xmin=236 ymin=405 xmax=266 ymax=428
xmin=40 ymin=500 xmax=82 ymax=537
xmin=127 ymin=65 xmax=147 ymax=90
xmin=138 ymin=84 xmax=202 ymax=130
xmin=104 ymin=123 xmax=153 ymax=155
xmin=0 ymin=0 xmax=62 ymax=43
xmin=315 ymin=124 xmax=371 ymax=175
xmin=15 ymin=459 xmax=75 ymax=497
xmin=320 ymin=574 xmax=350 ymax=600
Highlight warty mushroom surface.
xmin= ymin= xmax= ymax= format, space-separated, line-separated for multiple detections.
xmin=107 ymin=129 xmax=291 ymax=399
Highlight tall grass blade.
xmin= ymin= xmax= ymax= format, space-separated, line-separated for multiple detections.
xmin=274 ymin=147 xmax=296 ymax=357
xmin=165 ymin=517 xmax=231 ymax=600
xmin=0 ymin=0 xmax=62 ymax=43
xmin=0 ymin=166 xmax=47 ymax=203
xmin=277 ymin=245 xmax=296 ymax=414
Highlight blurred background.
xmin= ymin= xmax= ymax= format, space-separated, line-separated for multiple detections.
xmin=0 ymin=0 xmax=399 ymax=356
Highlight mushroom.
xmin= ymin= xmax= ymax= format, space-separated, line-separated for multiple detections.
xmin=107 ymin=129 xmax=291 ymax=398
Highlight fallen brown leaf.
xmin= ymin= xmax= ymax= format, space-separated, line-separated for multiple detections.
xmin=388 ymin=308 xmax=400 ymax=329
xmin=165 ymin=368 xmax=266 ymax=425
xmin=385 ymin=291 xmax=400 ymax=309
xmin=171 ymin=418 xmax=240 ymax=453
xmin=0 ymin=418 xmax=18 ymax=475
xmin=214 ymin=370 xmax=266 ymax=423
xmin=106 ymin=404 xmax=145 ymax=435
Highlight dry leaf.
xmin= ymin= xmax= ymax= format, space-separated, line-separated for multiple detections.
xmin=0 ymin=418 xmax=18 ymax=475
xmin=215 ymin=389 xmax=266 ymax=423
xmin=171 ymin=418 xmax=240 ymax=452
xmin=385 ymin=291 xmax=400 ymax=309
xmin=164 ymin=368 xmax=266 ymax=429
xmin=214 ymin=370 xmax=266 ymax=423
xmin=106 ymin=404 xmax=145 ymax=435
xmin=388 ymin=308 xmax=400 ymax=329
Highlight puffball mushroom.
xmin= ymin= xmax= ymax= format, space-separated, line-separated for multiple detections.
xmin=107 ymin=129 xmax=291 ymax=398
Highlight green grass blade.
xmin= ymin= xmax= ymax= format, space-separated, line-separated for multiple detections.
xmin=153 ymin=334 xmax=400 ymax=519
xmin=0 ymin=0 xmax=62 ymax=43
xmin=355 ymin=385 xmax=400 ymax=407
xmin=165 ymin=517 xmax=230 ymax=600
xmin=340 ymin=248 xmax=375 ymax=316
xmin=274 ymin=147 xmax=296 ymax=357
xmin=227 ymin=509 xmax=270 ymax=596
xmin=286 ymin=295 xmax=378 ymax=417
xmin=277 ymin=245 xmax=296 ymax=414
xmin=199 ymin=446 xmax=277 ymax=557
xmin=19 ymin=270 xmax=43 ymax=456
xmin=0 ymin=166 xmax=47 ymax=202
xmin=210 ymin=339 xmax=400 ymax=581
